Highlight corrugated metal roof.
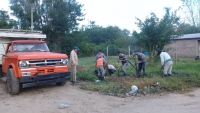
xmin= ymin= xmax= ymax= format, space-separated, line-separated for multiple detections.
xmin=174 ymin=33 xmax=200 ymax=40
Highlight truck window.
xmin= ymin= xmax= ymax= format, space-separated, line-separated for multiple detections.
xmin=13 ymin=43 xmax=50 ymax=52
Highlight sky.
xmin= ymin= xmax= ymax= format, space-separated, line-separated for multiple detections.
xmin=0 ymin=0 xmax=183 ymax=32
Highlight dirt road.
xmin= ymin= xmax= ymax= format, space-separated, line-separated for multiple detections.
xmin=0 ymin=81 xmax=200 ymax=113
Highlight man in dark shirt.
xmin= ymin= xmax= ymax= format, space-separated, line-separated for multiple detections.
xmin=118 ymin=52 xmax=128 ymax=77
xmin=132 ymin=52 xmax=146 ymax=78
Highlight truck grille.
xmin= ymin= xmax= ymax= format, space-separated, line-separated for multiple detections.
xmin=37 ymin=69 xmax=54 ymax=74
xmin=28 ymin=59 xmax=62 ymax=67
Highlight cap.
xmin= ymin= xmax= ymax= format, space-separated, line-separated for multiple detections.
xmin=74 ymin=46 xmax=79 ymax=50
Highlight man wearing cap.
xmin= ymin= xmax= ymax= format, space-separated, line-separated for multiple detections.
xmin=132 ymin=52 xmax=146 ymax=78
xmin=118 ymin=51 xmax=128 ymax=77
xmin=157 ymin=50 xmax=173 ymax=77
xmin=70 ymin=46 xmax=79 ymax=84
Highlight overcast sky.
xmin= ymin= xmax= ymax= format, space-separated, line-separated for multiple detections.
xmin=0 ymin=0 xmax=182 ymax=32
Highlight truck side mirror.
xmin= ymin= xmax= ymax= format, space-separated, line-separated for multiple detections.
xmin=1 ymin=54 xmax=6 ymax=57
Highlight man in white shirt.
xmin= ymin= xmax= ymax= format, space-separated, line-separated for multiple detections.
xmin=106 ymin=64 xmax=116 ymax=76
xmin=157 ymin=50 xmax=173 ymax=77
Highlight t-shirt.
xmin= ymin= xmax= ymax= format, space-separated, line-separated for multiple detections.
xmin=108 ymin=64 xmax=116 ymax=70
xmin=119 ymin=54 xmax=127 ymax=64
xmin=160 ymin=52 xmax=172 ymax=65
xmin=135 ymin=52 xmax=146 ymax=63
xmin=95 ymin=53 xmax=107 ymax=62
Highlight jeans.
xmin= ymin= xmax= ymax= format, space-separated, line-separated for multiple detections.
xmin=122 ymin=63 xmax=128 ymax=76
xmin=137 ymin=62 xmax=146 ymax=77
xmin=138 ymin=62 xmax=146 ymax=74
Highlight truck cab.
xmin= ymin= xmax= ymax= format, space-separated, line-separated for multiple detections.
xmin=0 ymin=29 xmax=71 ymax=95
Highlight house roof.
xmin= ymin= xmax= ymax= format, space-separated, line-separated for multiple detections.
xmin=173 ymin=33 xmax=200 ymax=40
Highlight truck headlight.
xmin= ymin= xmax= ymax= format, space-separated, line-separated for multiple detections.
xmin=61 ymin=59 xmax=68 ymax=64
xmin=19 ymin=61 xmax=28 ymax=67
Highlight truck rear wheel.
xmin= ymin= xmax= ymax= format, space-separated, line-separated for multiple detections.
xmin=7 ymin=68 xmax=20 ymax=95
xmin=56 ymin=81 xmax=66 ymax=86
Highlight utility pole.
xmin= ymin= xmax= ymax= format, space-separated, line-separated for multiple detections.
xmin=107 ymin=46 xmax=109 ymax=58
xmin=128 ymin=45 xmax=131 ymax=57
xmin=175 ymin=41 xmax=177 ymax=65
xmin=31 ymin=4 xmax=33 ymax=31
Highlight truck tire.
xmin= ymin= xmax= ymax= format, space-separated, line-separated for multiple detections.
xmin=0 ymin=68 xmax=2 ymax=77
xmin=56 ymin=81 xmax=66 ymax=86
xmin=7 ymin=68 xmax=20 ymax=95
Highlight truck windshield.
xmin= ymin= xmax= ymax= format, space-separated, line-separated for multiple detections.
xmin=13 ymin=43 xmax=50 ymax=52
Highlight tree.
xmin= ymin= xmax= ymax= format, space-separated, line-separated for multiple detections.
xmin=0 ymin=9 xmax=17 ymax=29
xmin=114 ymin=35 xmax=132 ymax=48
xmin=9 ymin=0 xmax=85 ymax=53
xmin=175 ymin=23 xmax=200 ymax=34
xmin=84 ymin=25 xmax=130 ymax=45
xmin=9 ymin=0 xmax=41 ymax=29
xmin=180 ymin=0 xmax=200 ymax=27
xmin=0 ymin=10 xmax=9 ymax=21
xmin=133 ymin=8 xmax=180 ymax=64
xmin=41 ymin=0 xmax=84 ymax=52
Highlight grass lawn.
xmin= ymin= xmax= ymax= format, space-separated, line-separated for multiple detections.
xmin=75 ymin=56 xmax=200 ymax=96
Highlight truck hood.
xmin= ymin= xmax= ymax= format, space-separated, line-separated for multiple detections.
xmin=10 ymin=52 xmax=68 ymax=60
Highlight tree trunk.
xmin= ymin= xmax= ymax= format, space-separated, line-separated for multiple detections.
xmin=149 ymin=52 xmax=154 ymax=65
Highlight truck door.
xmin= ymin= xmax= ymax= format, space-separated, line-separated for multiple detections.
xmin=0 ymin=38 xmax=10 ymax=64
xmin=2 ymin=43 xmax=11 ymax=73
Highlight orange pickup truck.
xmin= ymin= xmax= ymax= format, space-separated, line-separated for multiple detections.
xmin=0 ymin=29 xmax=71 ymax=95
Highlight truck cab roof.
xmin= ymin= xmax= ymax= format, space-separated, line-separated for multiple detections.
xmin=10 ymin=40 xmax=46 ymax=43
xmin=0 ymin=29 xmax=46 ymax=39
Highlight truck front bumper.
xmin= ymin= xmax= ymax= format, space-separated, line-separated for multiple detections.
xmin=19 ymin=72 xmax=71 ymax=88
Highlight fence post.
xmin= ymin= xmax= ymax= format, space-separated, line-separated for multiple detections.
xmin=128 ymin=45 xmax=131 ymax=57
xmin=175 ymin=41 xmax=177 ymax=65
xmin=107 ymin=46 xmax=109 ymax=58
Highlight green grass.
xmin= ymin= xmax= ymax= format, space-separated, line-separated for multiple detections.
xmin=76 ymin=56 xmax=200 ymax=96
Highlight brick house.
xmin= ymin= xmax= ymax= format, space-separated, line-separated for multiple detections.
xmin=166 ymin=33 xmax=200 ymax=57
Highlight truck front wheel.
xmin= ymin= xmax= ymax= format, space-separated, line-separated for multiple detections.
xmin=7 ymin=68 xmax=20 ymax=95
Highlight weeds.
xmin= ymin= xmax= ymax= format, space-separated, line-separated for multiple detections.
xmin=76 ymin=56 xmax=200 ymax=97
xmin=82 ymin=76 xmax=200 ymax=96
xmin=77 ymin=71 xmax=98 ymax=81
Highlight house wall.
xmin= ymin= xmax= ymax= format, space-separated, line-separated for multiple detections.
xmin=166 ymin=39 xmax=198 ymax=57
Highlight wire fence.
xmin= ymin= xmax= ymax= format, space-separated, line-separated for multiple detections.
xmin=94 ymin=45 xmax=145 ymax=57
